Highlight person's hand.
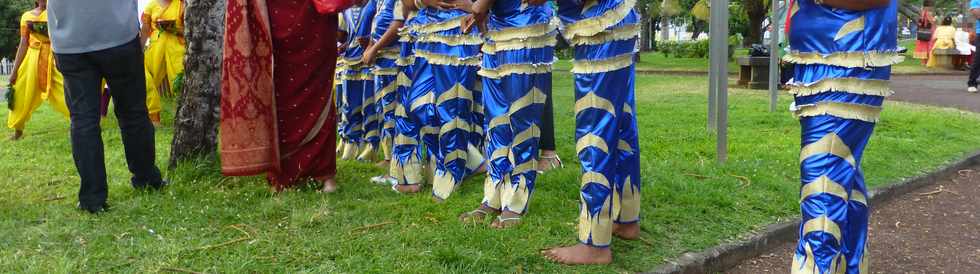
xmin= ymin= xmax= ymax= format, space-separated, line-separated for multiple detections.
xmin=461 ymin=13 xmax=487 ymax=33
xmin=453 ymin=0 xmax=475 ymax=13
xmin=338 ymin=43 xmax=348 ymax=55
xmin=421 ymin=0 xmax=455 ymax=9
xmin=357 ymin=37 xmax=370 ymax=48
xmin=7 ymin=72 xmax=16 ymax=86
xmin=524 ymin=0 xmax=547 ymax=6
xmin=362 ymin=46 xmax=378 ymax=66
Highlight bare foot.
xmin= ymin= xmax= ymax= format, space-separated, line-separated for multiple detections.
xmin=490 ymin=210 xmax=522 ymax=229
xmin=10 ymin=130 xmax=23 ymax=141
xmin=613 ymin=223 xmax=640 ymax=240
xmin=319 ymin=178 xmax=338 ymax=193
xmin=393 ymin=184 xmax=422 ymax=194
xmin=459 ymin=205 xmax=498 ymax=224
xmin=542 ymin=244 xmax=612 ymax=265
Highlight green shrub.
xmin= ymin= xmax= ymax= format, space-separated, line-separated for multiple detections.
xmin=656 ymin=35 xmax=742 ymax=60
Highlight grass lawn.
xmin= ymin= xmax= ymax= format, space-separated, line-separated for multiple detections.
xmin=2 ymin=73 xmax=979 ymax=273
xmin=555 ymin=51 xmax=743 ymax=73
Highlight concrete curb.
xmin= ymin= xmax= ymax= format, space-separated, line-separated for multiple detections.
xmin=644 ymin=150 xmax=980 ymax=274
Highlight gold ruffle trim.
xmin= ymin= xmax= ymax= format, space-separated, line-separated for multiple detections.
xmin=415 ymin=33 xmax=484 ymax=46
xmin=569 ymin=24 xmax=640 ymax=46
xmin=340 ymin=73 xmax=373 ymax=81
xmin=782 ymin=51 xmax=905 ymax=68
xmin=396 ymin=56 xmax=416 ymax=66
xmin=478 ymin=63 xmax=553 ymax=79
xmin=411 ymin=16 xmax=465 ymax=34
xmin=486 ymin=22 xmax=556 ymax=42
xmin=563 ymin=0 xmax=636 ymax=41
xmin=788 ymin=77 xmax=893 ymax=97
xmin=794 ymin=102 xmax=882 ymax=123
xmin=414 ymin=49 xmax=481 ymax=66
xmin=482 ymin=34 xmax=557 ymax=54
xmin=571 ymin=53 xmax=634 ymax=74
xmin=373 ymin=67 xmax=399 ymax=76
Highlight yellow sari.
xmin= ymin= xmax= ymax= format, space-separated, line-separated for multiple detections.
xmin=7 ymin=10 xmax=69 ymax=130
xmin=927 ymin=25 xmax=957 ymax=68
xmin=143 ymin=0 xmax=186 ymax=95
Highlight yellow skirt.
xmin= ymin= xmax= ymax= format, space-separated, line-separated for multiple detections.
xmin=7 ymin=45 xmax=69 ymax=130
xmin=145 ymin=34 xmax=185 ymax=96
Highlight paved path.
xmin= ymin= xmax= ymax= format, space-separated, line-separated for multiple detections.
xmin=889 ymin=73 xmax=980 ymax=112
xmin=725 ymin=73 xmax=980 ymax=273
xmin=728 ymin=166 xmax=980 ymax=273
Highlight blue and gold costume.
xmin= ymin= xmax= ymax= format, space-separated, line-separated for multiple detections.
xmin=557 ymin=0 xmax=641 ymax=247
xmin=402 ymin=6 xmax=485 ymax=200
xmin=785 ymin=1 xmax=900 ymax=273
xmin=478 ymin=0 xmax=556 ymax=214
xmin=388 ymin=1 xmax=428 ymax=186
xmin=339 ymin=3 xmax=377 ymax=160
xmin=371 ymin=0 xmax=402 ymax=163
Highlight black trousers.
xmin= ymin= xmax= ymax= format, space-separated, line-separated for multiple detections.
xmin=54 ymin=38 xmax=163 ymax=210
xmin=969 ymin=36 xmax=980 ymax=87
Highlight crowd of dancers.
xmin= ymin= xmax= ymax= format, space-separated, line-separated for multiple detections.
xmin=5 ymin=0 xmax=899 ymax=270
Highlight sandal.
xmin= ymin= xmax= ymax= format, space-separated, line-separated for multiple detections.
xmin=459 ymin=208 xmax=494 ymax=224
xmin=371 ymin=175 xmax=397 ymax=186
xmin=491 ymin=215 xmax=522 ymax=229
xmin=537 ymin=154 xmax=564 ymax=174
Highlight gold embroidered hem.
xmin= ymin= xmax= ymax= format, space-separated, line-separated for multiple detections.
xmin=783 ymin=50 xmax=905 ymax=68
xmin=570 ymin=53 xmax=634 ymax=74
xmin=482 ymin=34 xmax=557 ymax=54
xmin=486 ymin=22 xmax=557 ymax=42
xmin=794 ymin=102 xmax=882 ymax=123
xmin=477 ymin=63 xmax=553 ymax=79
xmin=788 ymin=77 xmax=894 ymax=97
xmin=414 ymin=33 xmax=484 ymax=46
xmin=414 ymin=49 xmax=481 ymax=66
xmin=563 ymin=0 xmax=636 ymax=41
xmin=410 ymin=16 xmax=465 ymax=34
xmin=569 ymin=23 xmax=640 ymax=46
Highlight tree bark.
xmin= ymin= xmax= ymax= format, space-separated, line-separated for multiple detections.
xmin=744 ymin=0 xmax=767 ymax=46
xmin=169 ymin=0 xmax=225 ymax=168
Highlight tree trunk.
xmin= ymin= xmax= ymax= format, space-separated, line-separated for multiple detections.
xmin=169 ymin=0 xmax=226 ymax=168
xmin=660 ymin=17 xmax=670 ymax=41
xmin=640 ymin=4 xmax=652 ymax=51
xmin=744 ymin=0 xmax=767 ymax=46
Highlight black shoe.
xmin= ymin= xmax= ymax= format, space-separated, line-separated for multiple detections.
xmin=134 ymin=179 xmax=170 ymax=191
xmin=77 ymin=202 xmax=110 ymax=214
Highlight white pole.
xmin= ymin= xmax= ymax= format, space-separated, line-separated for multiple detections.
xmin=768 ymin=0 xmax=780 ymax=112
xmin=709 ymin=0 xmax=729 ymax=162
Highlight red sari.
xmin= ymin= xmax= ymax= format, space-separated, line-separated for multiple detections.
xmin=221 ymin=0 xmax=343 ymax=189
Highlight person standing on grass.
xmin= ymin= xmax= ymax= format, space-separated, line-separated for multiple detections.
xmin=454 ymin=0 xmax=555 ymax=228
xmin=6 ymin=0 xmax=70 ymax=141
xmin=139 ymin=0 xmax=186 ymax=125
xmin=337 ymin=0 xmax=378 ymax=161
xmin=362 ymin=0 xmax=403 ymax=171
xmin=541 ymin=0 xmax=642 ymax=265
xmin=220 ymin=0 xmax=349 ymax=193
xmin=47 ymin=0 xmax=168 ymax=214
xmin=783 ymin=0 xmax=898 ymax=273
xmin=967 ymin=0 xmax=980 ymax=93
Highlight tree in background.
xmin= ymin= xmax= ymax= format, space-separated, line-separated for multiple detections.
xmin=0 ymin=0 xmax=33 ymax=60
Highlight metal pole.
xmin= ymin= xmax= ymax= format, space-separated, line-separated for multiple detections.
xmin=709 ymin=0 xmax=729 ymax=162
xmin=768 ymin=0 xmax=780 ymax=112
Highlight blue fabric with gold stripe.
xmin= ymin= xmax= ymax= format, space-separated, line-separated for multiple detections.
xmin=339 ymin=4 xmax=377 ymax=160
xmin=371 ymin=0 xmax=401 ymax=161
xmin=786 ymin=1 xmax=900 ymax=273
xmin=389 ymin=9 xmax=427 ymax=186
xmin=404 ymin=7 xmax=485 ymax=200
xmin=556 ymin=0 xmax=641 ymax=248
xmin=477 ymin=0 xmax=556 ymax=215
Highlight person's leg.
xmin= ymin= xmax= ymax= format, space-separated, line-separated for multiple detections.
xmin=792 ymin=115 xmax=875 ymax=273
xmin=359 ymin=76 xmax=380 ymax=161
xmin=431 ymin=64 xmax=478 ymax=201
xmin=55 ymin=52 xmax=110 ymax=211
xmin=612 ymin=79 xmax=641 ymax=239
xmin=537 ymin=73 xmax=561 ymax=172
xmin=967 ymin=36 xmax=980 ymax=88
xmin=493 ymin=73 xmax=548 ymax=228
xmin=144 ymin=68 xmax=162 ymax=125
xmin=390 ymin=59 xmax=425 ymax=193
xmin=94 ymin=39 xmax=164 ymax=189
xmin=378 ymin=73 xmax=398 ymax=167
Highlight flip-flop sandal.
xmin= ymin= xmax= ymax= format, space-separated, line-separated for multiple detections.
xmin=371 ymin=175 xmax=397 ymax=185
xmin=459 ymin=208 xmax=492 ymax=223
xmin=537 ymin=155 xmax=564 ymax=174
xmin=492 ymin=215 xmax=522 ymax=228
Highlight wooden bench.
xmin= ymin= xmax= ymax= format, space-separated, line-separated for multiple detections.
xmin=737 ymin=56 xmax=770 ymax=90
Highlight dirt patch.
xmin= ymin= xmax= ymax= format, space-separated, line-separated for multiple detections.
xmin=727 ymin=166 xmax=980 ymax=274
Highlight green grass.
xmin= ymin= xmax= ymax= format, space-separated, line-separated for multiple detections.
xmin=556 ymin=51 xmax=742 ymax=73
xmin=2 ymin=74 xmax=980 ymax=273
